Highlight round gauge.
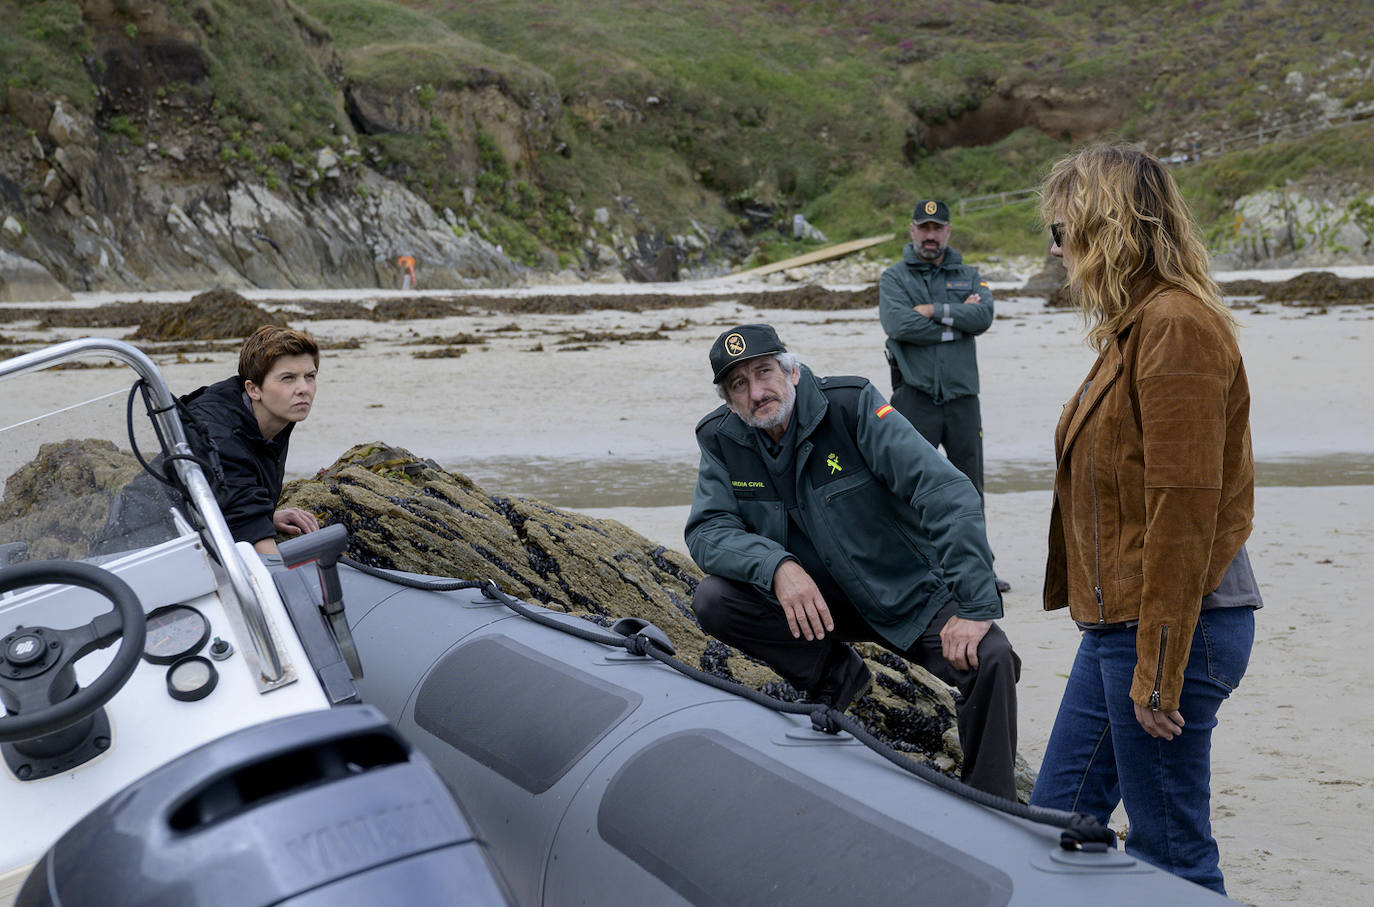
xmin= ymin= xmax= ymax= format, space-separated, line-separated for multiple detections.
xmin=166 ymin=656 xmax=218 ymax=702
xmin=142 ymin=604 xmax=211 ymax=665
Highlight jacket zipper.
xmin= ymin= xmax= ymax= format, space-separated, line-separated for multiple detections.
xmin=1149 ymin=625 xmax=1169 ymax=709
xmin=1088 ymin=419 xmax=1105 ymax=623
xmin=1081 ymin=360 xmax=1121 ymax=624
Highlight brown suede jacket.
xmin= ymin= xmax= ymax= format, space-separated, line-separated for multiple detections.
xmin=1044 ymin=287 xmax=1254 ymax=711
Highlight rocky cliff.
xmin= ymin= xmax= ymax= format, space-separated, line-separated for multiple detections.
xmin=4 ymin=0 xmax=1370 ymax=299
xmin=1213 ymin=187 xmax=1374 ymax=269
xmin=0 ymin=0 xmax=561 ymax=295
xmin=2 ymin=97 xmax=519 ymax=295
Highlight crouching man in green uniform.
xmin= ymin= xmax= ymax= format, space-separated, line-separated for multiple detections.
xmin=685 ymin=323 xmax=1020 ymax=799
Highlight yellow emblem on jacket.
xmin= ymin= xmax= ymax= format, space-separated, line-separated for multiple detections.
xmin=826 ymin=453 xmax=842 ymax=474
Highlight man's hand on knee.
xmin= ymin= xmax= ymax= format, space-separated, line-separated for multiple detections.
xmin=941 ymin=615 xmax=991 ymax=671
xmin=773 ymin=560 xmax=833 ymax=641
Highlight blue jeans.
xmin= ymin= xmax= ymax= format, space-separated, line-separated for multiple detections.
xmin=1029 ymin=607 xmax=1255 ymax=894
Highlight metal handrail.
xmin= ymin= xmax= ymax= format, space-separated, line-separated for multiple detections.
xmin=0 ymin=338 xmax=284 ymax=682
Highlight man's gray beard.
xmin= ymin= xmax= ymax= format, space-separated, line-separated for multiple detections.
xmin=916 ymin=243 xmax=945 ymax=262
xmin=741 ymin=383 xmax=796 ymax=432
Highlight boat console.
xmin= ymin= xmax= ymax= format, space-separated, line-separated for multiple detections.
xmin=0 ymin=340 xmax=509 ymax=905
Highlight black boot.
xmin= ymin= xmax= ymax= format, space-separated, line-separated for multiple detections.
xmin=809 ymin=647 xmax=872 ymax=711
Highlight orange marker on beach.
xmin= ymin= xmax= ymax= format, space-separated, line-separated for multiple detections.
xmin=397 ymin=255 xmax=417 ymax=290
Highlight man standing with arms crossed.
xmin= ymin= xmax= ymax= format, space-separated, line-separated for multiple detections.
xmin=880 ymin=199 xmax=1008 ymax=593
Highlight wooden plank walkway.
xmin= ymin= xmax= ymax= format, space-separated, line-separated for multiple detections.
xmin=719 ymin=233 xmax=893 ymax=280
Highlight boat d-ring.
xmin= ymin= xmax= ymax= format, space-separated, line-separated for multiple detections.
xmin=610 ymin=617 xmax=676 ymax=656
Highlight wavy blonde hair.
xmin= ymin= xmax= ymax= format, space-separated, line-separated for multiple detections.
xmin=1039 ymin=144 xmax=1232 ymax=351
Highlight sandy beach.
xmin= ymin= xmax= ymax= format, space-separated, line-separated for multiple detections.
xmin=2 ymin=275 xmax=1371 ymax=904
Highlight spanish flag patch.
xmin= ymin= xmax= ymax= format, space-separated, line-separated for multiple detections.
xmin=875 ymin=404 xmax=894 ymax=419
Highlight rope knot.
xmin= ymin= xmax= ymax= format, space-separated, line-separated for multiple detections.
xmin=1059 ymin=813 xmax=1116 ymax=852
xmin=810 ymin=707 xmax=843 ymax=735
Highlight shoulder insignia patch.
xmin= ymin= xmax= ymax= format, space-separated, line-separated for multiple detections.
xmin=875 ymin=404 xmax=894 ymax=419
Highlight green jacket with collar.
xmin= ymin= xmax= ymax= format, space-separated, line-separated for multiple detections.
xmin=684 ymin=365 xmax=1001 ymax=649
xmin=879 ymin=245 xmax=994 ymax=402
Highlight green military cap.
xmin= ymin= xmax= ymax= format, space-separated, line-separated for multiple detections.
xmin=912 ymin=199 xmax=950 ymax=224
xmin=709 ymin=323 xmax=786 ymax=383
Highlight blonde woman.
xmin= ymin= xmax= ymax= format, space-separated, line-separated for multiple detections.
xmin=1030 ymin=145 xmax=1260 ymax=895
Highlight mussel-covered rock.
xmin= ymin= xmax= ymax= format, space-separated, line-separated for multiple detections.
xmin=0 ymin=437 xmax=1032 ymax=795
xmin=282 ymin=442 xmax=1035 ymax=795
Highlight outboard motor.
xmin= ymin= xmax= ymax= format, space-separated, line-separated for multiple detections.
xmin=17 ymin=705 xmax=511 ymax=906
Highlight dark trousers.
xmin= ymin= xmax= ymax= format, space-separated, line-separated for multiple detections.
xmin=692 ymin=574 xmax=1020 ymax=800
xmin=890 ymin=384 xmax=984 ymax=503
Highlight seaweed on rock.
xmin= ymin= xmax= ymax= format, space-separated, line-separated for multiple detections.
xmin=0 ymin=437 xmax=1033 ymax=797
xmin=279 ymin=441 xmax=1021 ymax=790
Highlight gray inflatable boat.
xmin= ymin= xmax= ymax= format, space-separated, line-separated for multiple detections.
xmin=0 ymin=339 xmax=1228 ymax=905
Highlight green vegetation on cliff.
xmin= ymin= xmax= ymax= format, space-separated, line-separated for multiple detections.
xmin=193 ymin=1 xmax=351 ymax=152
xmin=1176 ymin=120 xmax=1374 ymax=246
xmin=2 ymin=0 xmax=1371 ymax=270
xmin=0 ymin=1 xmax=93 ymax=109
xmin=414 ymin=0 xmax=1373 ymax=257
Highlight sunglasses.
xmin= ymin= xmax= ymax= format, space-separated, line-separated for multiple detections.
xmin=1050 ymin=223 xmax=1065 ymax=247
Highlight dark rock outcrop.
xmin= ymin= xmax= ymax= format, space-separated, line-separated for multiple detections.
xmin=1023 ymin=266 xmax=1374 ymax=309
xmin=280 ymin=442 xmax=1036 ymax=795
xmin=1019 ymin=253 xmax=1070 ymax=304
xmin=908 ymin=83 xmax=1124 ymax=156
xmin=0 ymin=439 xmax=141 ymax=561
xmin=343 ymin=68 xmax=559 ymax=181
xmin=0 ymin=435 xmax=1033 ymax=794
xmin=1217 ymin=270 xmax=1374 ymax=307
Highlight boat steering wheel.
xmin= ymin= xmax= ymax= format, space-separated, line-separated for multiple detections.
xmin=0 ymin=561 xmax=147 ymax=743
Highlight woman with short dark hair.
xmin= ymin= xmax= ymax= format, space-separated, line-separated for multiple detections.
xmin=1031 ymin=145 xmax=1261 ymax=895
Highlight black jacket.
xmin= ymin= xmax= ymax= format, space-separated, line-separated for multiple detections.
xmin=183 ymin=375 xmax=294 ymax=545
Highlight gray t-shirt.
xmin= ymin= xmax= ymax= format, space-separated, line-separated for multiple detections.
xmin=1201 ymin=543 xmax=1263 ymax=611
xmin=1076 ymin=544 xmax=1262 ymax=631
